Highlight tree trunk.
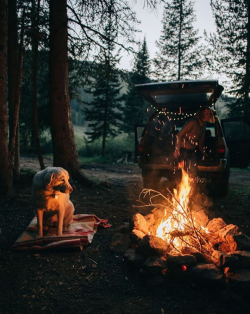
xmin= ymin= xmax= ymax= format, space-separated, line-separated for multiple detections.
xmin=0 ymin=0 xmax=12 ymax=193
xmin=244 ymin=1 xmax=250 ymax=118
xmin=8 ymin=8 xmax=25 ymax=177
xmin=49 ymin=0 xmax=92 ymax=185
xmin=177 ymin=0 xmax=183 ymax=81
xmin=32 ymin=0 xmax=45 ymax=170
xmin=8 ymin=0 xmax=20 ymax=180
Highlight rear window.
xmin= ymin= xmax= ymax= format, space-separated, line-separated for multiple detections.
xmin=153 ymin=92 xmax=213 ymax=106
xmin=145 ymin=114 xmax=216 ymax=138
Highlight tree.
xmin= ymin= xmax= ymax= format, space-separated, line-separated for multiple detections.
xmin=8 ymin=0 xmax=20 ymax=180
xmin=123 ymin=37 xmax=151 ymax=133
xmin=49 ymin=0 xmax=92 ymax=184
xmin=83 ymin=4 xmax=124 ymax=157
xmin=31 ymin=0 xmax=45 ymax=169
xmin=0 ymin=0 xmax=12 ymax=192
xmin=206 ymin=0 xmax=250 ymax=118
xmin=153 ymin=0 xmax=204 ymax=81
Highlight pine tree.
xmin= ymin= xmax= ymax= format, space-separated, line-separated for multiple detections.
xmin=206 ymin=0 xmax=250 ymax=118
xmin=123 ymin=37 xmax=151 ymax=134
xmin=153 ymin=0 xmax=204 ymax=81
xmin=83 ymin=5 xmax=124 ymax=157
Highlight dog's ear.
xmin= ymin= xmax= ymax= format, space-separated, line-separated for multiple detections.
xmin=44 ymin=172 xmax=55 ymax=187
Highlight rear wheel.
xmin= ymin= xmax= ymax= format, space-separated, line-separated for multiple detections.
xmin=209 ymin=155 xmax=230 ymax=197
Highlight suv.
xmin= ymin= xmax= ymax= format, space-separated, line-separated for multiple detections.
xmin=221 ymin=117 xmax=250 ymax=168
xmin=135 ymin=80 xmax=230 ymax=196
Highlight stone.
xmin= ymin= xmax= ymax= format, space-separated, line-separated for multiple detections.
xmin=210 ymin=250 xmax=238 ymax=268
xmin=132 ymin=213 xmax=149 ymax=235
xmin=130 ymin=229 xmax=146 ymax=244
xmin=225 ymin=269 xmax=250 ymax=288
xmin=137 ymin=235 xmax=168 ymax=256
xmin=181 ymin=246 xmax=206 ymax=262
xmin=233 ymin=233 xmax=250 ymax=251
xmin=115 ymin=222 xmax=131 ymax=234
xmin=233 ymin=251 xmax=250 ymax=269
xmin=190 ymin=263 xmax=224 ymax=283
xmin=109 ymin=233 xmax=131 ymax=254
xmin=167 ymin=253 xmax=197 ymax=266
xmin=124 ymin=248 xmax=146 ymax=268
xmin=206 ymin=218 xmax=227 ymax=233
xmin=142 ymin=256 xmax=167 ymax=275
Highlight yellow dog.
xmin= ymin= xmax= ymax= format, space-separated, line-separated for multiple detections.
xmin=32 ymin=167 xmax=75 ymax=237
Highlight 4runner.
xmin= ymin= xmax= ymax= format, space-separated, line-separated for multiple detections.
xmin=135 ymin=80 xmax=230 ymax=196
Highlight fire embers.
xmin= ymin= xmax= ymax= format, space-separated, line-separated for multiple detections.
xmin=110 ymin=210 xmax=250 ymax=285
xmin=110 ymin=170 xmax=250 ymax=286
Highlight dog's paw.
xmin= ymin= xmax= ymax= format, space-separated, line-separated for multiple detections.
xmin=63 ymin=225 xmax=69 ymax=232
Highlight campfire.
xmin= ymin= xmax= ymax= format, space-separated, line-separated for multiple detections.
xmin=153 ymin=169 xmax=210 ymax=253
xmin=110 ymin=170 xmax=250 ymax=285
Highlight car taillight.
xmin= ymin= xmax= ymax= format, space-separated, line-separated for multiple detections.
xmin=138 ymin=137 xmax=145 ymax=153
xmin=218 ymin=146 xmax=225 ymax=154
xmin=218 ymin=137 xmax=226 ymax=156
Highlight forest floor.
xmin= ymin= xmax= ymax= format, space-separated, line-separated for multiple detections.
xmin=1 ymin=156 xmax=250 ymax=314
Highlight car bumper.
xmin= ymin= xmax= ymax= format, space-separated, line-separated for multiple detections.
xmin=137 ymin=156 xmax=228 ymax=173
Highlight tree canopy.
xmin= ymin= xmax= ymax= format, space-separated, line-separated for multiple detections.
xmin=153 ymin=0 xmax=205 ymax=81
xmin=206 ymin=0 xmax=250 ymax=118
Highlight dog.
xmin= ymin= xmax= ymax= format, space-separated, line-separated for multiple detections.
xmin=32 ymin=167 xmax=75 ymax=238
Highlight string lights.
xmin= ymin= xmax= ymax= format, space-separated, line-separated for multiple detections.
xmin=147 ymin=104 xmax=196 ymax=121
xmin=147 ymin=103 xmax=216 ymax=121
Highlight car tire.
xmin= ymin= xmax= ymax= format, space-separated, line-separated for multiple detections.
xmin=142 ymin=169 xmax=161 ymax=190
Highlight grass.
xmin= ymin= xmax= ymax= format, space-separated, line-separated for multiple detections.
xmin=39 ymin=125 xmax=135 ymax=163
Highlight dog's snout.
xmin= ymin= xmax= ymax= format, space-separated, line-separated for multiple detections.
xmin=69 ymin=186 xmax=73 ymax=193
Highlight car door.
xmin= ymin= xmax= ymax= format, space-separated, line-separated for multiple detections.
xmin=221 ymin=117 xmax=250 ymax=168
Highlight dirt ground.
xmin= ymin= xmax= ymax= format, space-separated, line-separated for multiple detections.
xmin=1 ymin=156 xmax=250 ymax=314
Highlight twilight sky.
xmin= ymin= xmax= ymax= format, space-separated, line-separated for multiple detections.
xmin=119 ymin=0 xmax=217 ymax=70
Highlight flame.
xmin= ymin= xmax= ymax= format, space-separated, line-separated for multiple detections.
xmin=156 ymin=169 xmax=194 ymax=249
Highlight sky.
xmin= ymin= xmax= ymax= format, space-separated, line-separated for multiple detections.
xmin=119 ymin=0 xmax=217 ymax=70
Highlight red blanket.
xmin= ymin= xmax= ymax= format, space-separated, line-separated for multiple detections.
xmin=12 ymin=214 xmax=111 ymax=251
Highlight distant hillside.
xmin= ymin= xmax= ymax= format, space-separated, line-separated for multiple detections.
xmin=70 ymin=71 xmax=129 ymax=126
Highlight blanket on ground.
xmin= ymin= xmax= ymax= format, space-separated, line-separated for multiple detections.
xmin=12 ymin=214 xmax=111 ymax=251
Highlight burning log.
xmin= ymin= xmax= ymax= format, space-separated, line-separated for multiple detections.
xmin=110 ymin=168 xmax=250 ymax=287
xmin=206 ymin=218 xmax=227 ymax=233
xmin=169 ymin=229 xmax=193 ymax=237
xmin=132 ymin=213 xmax=149 ymax=235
